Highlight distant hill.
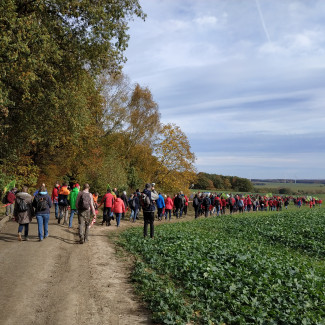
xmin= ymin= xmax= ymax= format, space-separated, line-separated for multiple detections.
xmin=252 ymin=179 xmax=325 ymax=185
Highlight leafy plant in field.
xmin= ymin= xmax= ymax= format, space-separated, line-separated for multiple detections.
xmin=119 ymin=211 xmax=325 ymax=324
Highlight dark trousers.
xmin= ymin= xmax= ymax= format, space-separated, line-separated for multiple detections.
xmin=103 ymin=207 xmax=112 ymax=225
xmin=157 ymin=207 xmax=163 ymax=220
xmin=143 ymin=211 xmax=154 ymax=238
xmin=194 ymin=206 xmax=199 ymax=218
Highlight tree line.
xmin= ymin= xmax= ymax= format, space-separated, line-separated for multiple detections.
xmin=0 ymin=0 xmax=196 ymax=194
xmin=194 ymin=172 xmax=254 ymax=192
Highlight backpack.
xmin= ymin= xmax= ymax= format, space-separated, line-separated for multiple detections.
xmin=193 ymin=197 xmax=199 ymax=206
xmin=58 ymin=193 xmax=68 ymax=206
xmin=204 ymin=197 xmax=210 ymax=206
xmin=37 ymin=196 xmax=48 ymax=211
xmin=79 ymin=192 xmax=92 ymax=211
xmin=131 ymin=198 xmax=136 ymax=209
xmin=17 ymin=197 xmax=28 ymax=212
xmin=140 ymin=192 xmax=151 ymax=209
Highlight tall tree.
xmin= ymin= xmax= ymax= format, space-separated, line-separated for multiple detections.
xmin=0 ymin=0 xmax=145 ymax=184
xmin=154 ymin=123 xmax=196 ymax=193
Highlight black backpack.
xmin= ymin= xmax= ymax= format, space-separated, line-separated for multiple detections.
xmin=58 ymin=193 xmax=68 ymax=206
xmin=17 ymin=198 xmax=28 ymax=212
xmin=37 ymin=196 xmax=48 ymax=211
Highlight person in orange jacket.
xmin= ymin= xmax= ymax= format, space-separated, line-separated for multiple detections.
xmin=58 ymin=183 xmax=70 ymax=225
xmin=112 ymin=194 xmax=125 ymax=227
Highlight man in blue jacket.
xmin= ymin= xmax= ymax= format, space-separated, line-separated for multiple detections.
xmin=156 ymin=192 xmax=165 ymax=221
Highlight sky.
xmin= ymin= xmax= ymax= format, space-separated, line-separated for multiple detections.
xmin=123 ymin=0 xmax=325 ymax=179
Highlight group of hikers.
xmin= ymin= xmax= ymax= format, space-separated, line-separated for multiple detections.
xmin=2 ymin=182 xmax=323 ymax=243
xmin=191 ymin=192 xmax=323 ymax=218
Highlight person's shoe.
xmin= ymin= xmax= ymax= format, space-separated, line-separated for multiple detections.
xmin=18 ymin=233 xmax=22 ymax=241
xmin=58 ymin=218 xmax=61 ymax=224
xmin=79 ymin=240 xmax=84 ymax=244
xmin=24 ymin=236 xmax=29 ymax=241
xmin=84 ymin=238 xmax=89 ymax=243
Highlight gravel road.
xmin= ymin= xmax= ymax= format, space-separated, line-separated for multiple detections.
xmin=0 ymin=214 xmax=152 ymax=325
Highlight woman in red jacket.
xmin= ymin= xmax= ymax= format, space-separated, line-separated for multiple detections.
xmin=112 ymin=194 xmax=125 ymax=227
xmin=164 ymin=195 xmax=174 ymax=220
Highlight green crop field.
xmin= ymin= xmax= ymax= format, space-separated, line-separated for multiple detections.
xmin=118 ymin=209 xmax=325 ymax=324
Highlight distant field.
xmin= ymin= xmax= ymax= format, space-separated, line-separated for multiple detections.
xmin=253 ymin=182 xmax=325 ymax=190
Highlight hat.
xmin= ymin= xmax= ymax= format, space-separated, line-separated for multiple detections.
xmin=145 ymin=183 xmax=152 ymax=189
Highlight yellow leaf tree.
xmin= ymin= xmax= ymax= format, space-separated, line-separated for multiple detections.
xmin=154 ymin=123 xmax=197 ymax=194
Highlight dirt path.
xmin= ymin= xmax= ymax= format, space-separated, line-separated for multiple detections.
xmin=0 ymin=213 xmax=152 ymax=325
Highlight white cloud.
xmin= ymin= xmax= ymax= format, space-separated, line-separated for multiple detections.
xmin=124 ymin=0 xmax=325 ymax=178
xmin=193 ymin=15 xmax=218 ymax=27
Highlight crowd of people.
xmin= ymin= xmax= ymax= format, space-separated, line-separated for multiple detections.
xmin=191 ymin=192 xmax=323 ymax=218
xmin=2 ymin=183 xmax=323 ymax=243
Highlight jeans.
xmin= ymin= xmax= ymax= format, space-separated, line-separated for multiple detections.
xmin=78 ymin=210 xmax=90 ymax=243
xmin=143 ymin=211 xmax=154 ymax=238
xmin=69 ymin=209 xmax=77 ymax=228
xmin=18 ymin=224 xmax=29 ymax=237
xmin=165 ymin=209 xmax=172 ymax=220
xmin=175 ymin=207 xmax=183 ymax=218
xmin=115 ymin=213 xmax=122 ymax=227
xmin=36 ymin=214 xmax=50 ymax=240
xmin=6 ymin=204 xmax=14 ymax=216
xmin=130 ymin=208 xmax=138 ymax=222
xmin=54 ymin=203 xmax=59 ymax=219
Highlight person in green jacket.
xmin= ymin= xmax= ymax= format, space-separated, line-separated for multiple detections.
xmin=68 ymin=183 xmax=80 ymax=228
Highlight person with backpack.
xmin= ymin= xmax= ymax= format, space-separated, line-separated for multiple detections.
xmin=68 ymin=183 xmax=80 ymax=228
xmin=129 ymin=193 xmax=139 ymax=223
xmin=174 ymin=192 xmax=185 ymax=219
xmin=141 ymin=183 xmax=159 ymax=238
xmin=5 ymin=188 xmax=17 ymax=218
xmin=192 ymin=193 xmax=200 ymax=219
xmin=33 ymin=185 xmax=52 ymax=241
xmin=76 ymin=183 xmax=96 ymax=244
xmin=57 ymin=182 xmax=70 ymax=224
xmin=51 ymin=182 xmax=60 ymax=219
xmin=203 ymin=194 xmax=211 ymax=217
xmin=13 ymin=186 xmax=34 ymax=241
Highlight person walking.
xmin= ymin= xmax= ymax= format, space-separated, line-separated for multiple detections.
xmin=99 ymin=188 xmax=115 ymax=226
xmin=5 ymin=188 xmax=17 ymax=218
xmin=76 ymin=183 xmax=96 ymax=244
xmin=192 ymin=193 xmax=200 ymax=219
xmin=129 ymin=193 xmax=139 ymax=223
xmin=51 ymin=182 xmax=60 ymax=219
xmin=68 ymin=183 xmax=80 ymax=228
xmin=33 ymin=185 xmax=52 ymax=241
xmin=141 ymin=183 xmax=158 ymax=238
xmin=13 ymin=186 xmax=34 ymax=241
xmin=58 ymin=182 xmax=70 ymax=224
xmin=112 ymin=194 xmax=125 ymax=227
xmin=164 ymin=195 xmax=173 ymax=220
xmin=156 ymin=192 xmax=165 ymax=221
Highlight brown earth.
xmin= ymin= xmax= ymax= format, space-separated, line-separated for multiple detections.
xmin=0 ymin=212 xmax=153 ymax=325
